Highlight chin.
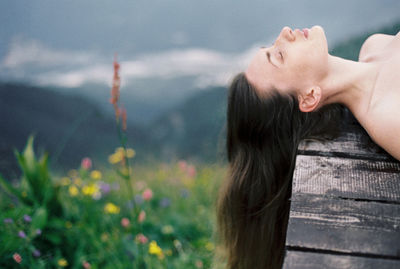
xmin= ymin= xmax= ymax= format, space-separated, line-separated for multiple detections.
xmin=312 ymin=25 xmax=324 ymax=31
xmin=312 ymin=26 xmax=328 ymax=48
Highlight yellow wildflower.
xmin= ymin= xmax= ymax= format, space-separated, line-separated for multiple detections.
xmin=161 ymin=225 xmax=174 ymax=235
xmin=60 ymin=177 xmax=71 ymax=186
xmin=108 ymin=153 xmax=122 ymax=164
xmin=69 ymin=185 xmax=79 ymax=196
xmin=73 ymin=177 xmax=82 ymax=186
xmin=104 ymin=202 xmax=120 ymax=214
xmin=82 ymin=183 xmax=99 ymax=196
xmin=58 ymin=258 xmax=68 ymax=267
xmin=126 ymin=148 xmax=135 ymax=158
xmin=149 ymin=240 xmax=164 ymax=259
xmin=90 ymin=170 xmax=102 ymax=180
xmin=205 ymin=242 xmax=214 ymax=251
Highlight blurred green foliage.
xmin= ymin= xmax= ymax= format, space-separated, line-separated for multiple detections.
xmin=0 ymin=138 xmax=226 ymax=268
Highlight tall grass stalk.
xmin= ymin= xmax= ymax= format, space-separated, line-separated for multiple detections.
xmin=110 ymin=54 xmax=146 ymax=267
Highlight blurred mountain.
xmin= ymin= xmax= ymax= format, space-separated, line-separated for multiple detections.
xmin=148 ymin=86 xmax=227 ymax=163
xmin=51 ymin=75 xmax=204 ymax=125
xmin=0 ymin=83 xmax=152 ymax=178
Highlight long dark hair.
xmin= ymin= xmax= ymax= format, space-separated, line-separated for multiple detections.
xmin=216 ymin=72 xmax=343 ymax=269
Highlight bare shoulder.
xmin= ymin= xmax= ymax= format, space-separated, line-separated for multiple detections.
xmin=364 ymin=98 xmax=400 ymax=161
xmin=358 ymin=33 xmax=396 ymax=62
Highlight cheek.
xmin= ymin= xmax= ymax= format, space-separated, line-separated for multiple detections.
xmin=292 ymin=46 xmax=328 ymax=80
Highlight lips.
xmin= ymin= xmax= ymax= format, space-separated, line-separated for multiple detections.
xmin=302 ymin=28 xmax=309 ymax=39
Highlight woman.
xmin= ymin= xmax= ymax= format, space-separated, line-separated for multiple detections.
xmin=216 ymin=25 xmax=400 ymax=269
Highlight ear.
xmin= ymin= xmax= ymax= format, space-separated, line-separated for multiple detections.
xmin=298 ymin=86 xmax=322 ymax=112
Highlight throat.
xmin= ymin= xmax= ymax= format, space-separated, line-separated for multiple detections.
xmin=321 ymin=56 xmax=380 ymax=117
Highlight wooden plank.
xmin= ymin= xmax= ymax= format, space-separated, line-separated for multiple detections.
xmin=298 ymin=131 xmax=396 ymax=161
xmin=283 ymin=250 xmax=400 ymax=269
xmin=286 ymin=193 xmax=400 ymax=258
xmin=292 ymin=155 xmax=400 ymax=202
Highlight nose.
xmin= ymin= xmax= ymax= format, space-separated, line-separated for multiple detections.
xmin=276 ymin=26 xmax=295 ymax=43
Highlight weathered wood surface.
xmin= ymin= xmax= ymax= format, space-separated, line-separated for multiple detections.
xmin=292 ymin=155 xmax=400 ymax=202
xmin=286 ymin=193 xmax=400 ymax=257
xmin=284 ymin=251 xmax=400 ymax=269
xmin=283 ymin=121 xmax=400 ymax=268
xmin=298 ymin=131 xmax=396 ymax=162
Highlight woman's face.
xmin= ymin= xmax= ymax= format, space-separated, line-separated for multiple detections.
xmin=245 ymin=25 xmax=329 ymax=96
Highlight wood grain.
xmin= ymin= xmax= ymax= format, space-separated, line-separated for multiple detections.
xmin=292 ymin=155 xmax=400 ymax=202
xmin=286 ymin=193 xmax=400 ymax=257
xmin=298 ymin=131 xmax=396 ymax=162
xmin=283 ymin=250 xmax=400 ymax=269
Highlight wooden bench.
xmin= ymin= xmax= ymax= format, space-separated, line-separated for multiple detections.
xmin=283 ymin=115 xmax=400 ymax=269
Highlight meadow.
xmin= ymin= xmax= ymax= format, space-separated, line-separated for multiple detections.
xmin=0 ymin=137 xmax=227 ymax=268
xmin=0 ymin=58 xmax=227 ymax=268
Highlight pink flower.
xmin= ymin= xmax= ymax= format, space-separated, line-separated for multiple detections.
xmin=178 ymin=160 xmax=187 ymax=172
xmin=187 ymin=164 xmax=196 ymax=178
xmin=142 ymin=188 xmax=153 ymax=201
xmin=138 ymin=210 xmax=146 ymax=223
xmin=82 ymin=261 xmax=91 ymax=269
xmin=121 ymin=217 xmax=130 ymax=227
xmin=135 ymin=233 xmax=148 ymax=244
xmin=81 ymin=157 xmax=92 ymax=170
xmin=196 ymin=260 xmax=204 ymax=268
xmin=13 ymin=253 xmax=22 ymax=264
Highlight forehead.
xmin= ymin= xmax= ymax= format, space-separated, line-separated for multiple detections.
xmin=245 ymin=49 xmax=274 ymax=92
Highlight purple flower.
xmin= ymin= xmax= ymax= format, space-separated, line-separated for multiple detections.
xmin=134 ymin=194 xmax=144 ymax=205
xmin=36 ymin=229 xmax=42 ymax=235
xmin=99 ymin=182 xmax=111 ymax=194
xmin=3 ymin=218 xmax=13 ymax=224
xmin=23 ymin=215 xmax=32 ymax=222
xmin=32 ymin=249 xmax=41 ymax=257
xmin=159 ymin=197 xmax=171 ymax=208
xmin=18 ymin=231 xmax=26 ymax=238
xmin=180 ymin=188 xmax=190 ymax=198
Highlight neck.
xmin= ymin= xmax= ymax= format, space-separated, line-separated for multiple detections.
xmin=319 ymin=54 xmax=380 ymax=115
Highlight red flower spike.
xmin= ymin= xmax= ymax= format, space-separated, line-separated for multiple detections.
xmin=121 ymin=106 xmax=127 ymax=131
xmin=110 ymin=53 xmax=121 ymax=119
